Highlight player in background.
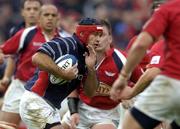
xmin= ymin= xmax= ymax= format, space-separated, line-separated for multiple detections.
xmin=0 ymin=0 xmax=43 ymax=93
xmin=0 ymin=4 xmax=60 ymax=129
xmin=19 ymin=17 xmax=103 ymax=129
xmin=110 ymin=0 xmax=180 ymax=129
xmin=118 ymin=40 xmax=164 ymax=100
xmin=61 ymin=19 xmax=142 ymax=129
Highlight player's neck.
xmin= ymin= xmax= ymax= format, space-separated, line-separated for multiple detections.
xmin=96 ymin=52 xmax=105 ymax=64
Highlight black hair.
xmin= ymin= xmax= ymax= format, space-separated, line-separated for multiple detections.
xmin=78 ymin=17 xmax=101 ymax=25
xmin=100 ymin=19 xmax=112 ymax=35
xmin=21 ymin=0 xmax=43 ymax=9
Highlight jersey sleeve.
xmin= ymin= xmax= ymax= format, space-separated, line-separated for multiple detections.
xmin=142 ymin=6 xmax=168 ymax=39
xmin=37 ymin=38 xmax=65 ymax=60
xmin=0 ymin=29 xmax=23 ymax=54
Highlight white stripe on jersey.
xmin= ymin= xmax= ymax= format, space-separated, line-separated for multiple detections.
xmin=114 ymin=49 xmax=127 ymax=65
xmin=58 ymin=38 xmax=70 ymax=54
xmin=53 ymin=40 xmax=63 ymax=57
xmin=18 ymin=26 xmax=36 ymax=52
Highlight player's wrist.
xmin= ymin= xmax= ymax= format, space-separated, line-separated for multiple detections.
xmin=68 ymin=97 xmax=79 ymax=115
xmin=120 ymin=70 xmax=129 ymax=79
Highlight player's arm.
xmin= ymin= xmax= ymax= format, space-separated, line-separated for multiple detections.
xmin=0 ymin=29 xmax=23 ymax=55
xmin=0 ymin=57 xmax=15 ymax=92
xmin=0 ymin=30 xmax=23 ymax=64
xmin=121 ymin=32 xmax=154 ymax=78
xmin=67 ymin=90 xmax=80 ymax=128
xmin=32 ymin=52 xmax=77 ymax=81
xmin=83 ymin=45 xmax=99 ymax=97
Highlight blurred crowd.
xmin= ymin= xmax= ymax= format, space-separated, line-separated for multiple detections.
xmin=0 ymin=0 xmax=152 ymax=49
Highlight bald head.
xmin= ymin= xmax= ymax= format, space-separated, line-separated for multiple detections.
xmin=40 ymin=4 xmax=58 ymax=15
xmin=39 ymin=4 xmax=59 ymax=32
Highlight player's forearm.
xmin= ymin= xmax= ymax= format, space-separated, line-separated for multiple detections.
xmin=131 ymin=67 xmax=161 ymax=97
xmin=4 ymin=57 xmax=15 ymax=79
xmin=83 ymin=67 xmax=98 ymax=97
xmin=122 ymin=32 xmax=154 ymax=77
xmin=32 ymin=52 xmax=65 ymax=79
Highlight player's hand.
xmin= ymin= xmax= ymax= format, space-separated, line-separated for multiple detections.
xmin=110 ymin=74 xmax=128 ymax=102
xmin=85 ymin=45 xmax=97 ymax=70
xmin=117 ymin=86 xmax=134 ymax=100
xmin=70 ymin=113 xmax=80 ymax=129
xmin=61 ymin=63 xmax=79 ymax=80
xmin=0 ymin=77 xmax=10 ymax=93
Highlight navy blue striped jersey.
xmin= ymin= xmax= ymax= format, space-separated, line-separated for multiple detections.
xmin=25 ymin=34 xmax=87 ymax=109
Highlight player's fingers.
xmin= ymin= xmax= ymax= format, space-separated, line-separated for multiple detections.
xmin=87 ymin=45 xmax=96 ymax=55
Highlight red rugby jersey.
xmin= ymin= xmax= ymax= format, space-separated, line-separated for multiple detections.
xmin=147 ymin=40 xmax=165 ymax=69
xmin=0 ymin=26 xmax=59 ymax=81
xmin=78 ymin=48 xmax=142 ymax=109
xmin=142 ymin=0 xmax=180 ymax=79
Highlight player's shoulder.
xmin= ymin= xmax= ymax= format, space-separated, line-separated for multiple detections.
xmin=113 ymin=48 xmax=127 ymax=57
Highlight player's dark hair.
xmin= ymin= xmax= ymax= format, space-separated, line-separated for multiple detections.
xmin=78 ymin=17 xmax=101 ymax=25
xmin=151 ymin=0 xmax=167 ymax=13
xmin=21 ymin=0 xmax=43 ymax=9
xmin=100 ymin=19 xmax=112 ymax=35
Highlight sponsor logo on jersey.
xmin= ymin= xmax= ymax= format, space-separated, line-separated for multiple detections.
xmin=95 ymin=82 xmax=111 ymax=96
xmin=104 ymin=71 xmax=116 ymax=77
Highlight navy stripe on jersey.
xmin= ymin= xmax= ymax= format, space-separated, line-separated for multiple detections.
xmin=112 ymin=49 xmax=127 ymax=72
xmin=18 ymin=26 xmax=37 ymax=52
xmin=38 ymin=37 xmax=78 ymax=62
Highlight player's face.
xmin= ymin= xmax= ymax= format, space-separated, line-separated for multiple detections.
xmin=87 ymin=32 xmax=102 ymax=48
xmin=22 ymin=1 xmax=41 ymax=27
xmin=39 ymin=5 xmax=58 ymax=32
xmin=91 ymin=26 xmax=112 ymax=52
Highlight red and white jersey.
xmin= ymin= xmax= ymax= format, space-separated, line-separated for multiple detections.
xmin=147 ymin=40 xmax=165 ymax=69
xmin=142 ymin=0 xmax=180 ymax=79
xmin=78 ymin=48 xmax=142 ymax=110
xmin=0 ymin=26 xmax=60 ymax=81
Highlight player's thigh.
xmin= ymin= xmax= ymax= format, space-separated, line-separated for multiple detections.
xmin=61 ymin=121 xmax=71 ymax=129
xmin=50 ymin=124 xmax=64 ymax=129
xmin=122 ymin=110 xmax=144 ymax=129
xmin=92 ymin=123 xmax=116 ymax=129
xmin=0 ymin=111 xmax=21 ymax=124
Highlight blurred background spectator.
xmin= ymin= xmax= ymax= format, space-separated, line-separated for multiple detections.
xmin=0 ymin=0 xmax=152 ymax=49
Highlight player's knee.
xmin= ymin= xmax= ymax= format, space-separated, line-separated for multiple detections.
xmin=0 ymin=121 xmax=17 ymax=129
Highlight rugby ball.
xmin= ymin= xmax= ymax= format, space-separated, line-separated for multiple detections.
xmin=50 ymin=54 xmax=78 ymax=85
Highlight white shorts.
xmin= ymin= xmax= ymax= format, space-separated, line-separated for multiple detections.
xmin=1 ymin=78 xmax=26 ymax=113
xmin=62 ymin=100 xmax=120 ymax=129
xmin=19 ymin=90 xmax=61 ymax=129
xmin=134 ymin=75 xmax=180 ymax=125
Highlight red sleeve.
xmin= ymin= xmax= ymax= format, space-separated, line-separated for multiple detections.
xmin=146 ymin=40 xmax=165 ymax=69
xmin=0 ymin=29 xmax=23 ymax=54
xmin=31 ymin=71 xmax=49 ymax=96
xmin=142 ymin=5 xmax=168 ymax=39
